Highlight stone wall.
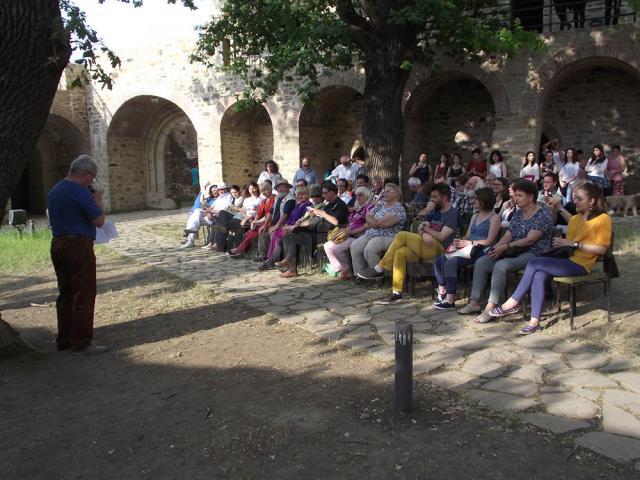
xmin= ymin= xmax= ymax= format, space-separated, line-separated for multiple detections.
xmin=220 ymin=105 xmax=274 ymax=185
xmin=403 ymin=78 xmax=496 ymax=181
xmin=543 ymin=65 xmax=640 ymax=188
xmin=27 ymin=24 xmax=640 ymax=214
xmin=108 ymin=137 xmax=146 ymax=211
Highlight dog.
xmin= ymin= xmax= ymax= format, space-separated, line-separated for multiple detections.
xmin=606 ymin=193 xmax=640 ymax=217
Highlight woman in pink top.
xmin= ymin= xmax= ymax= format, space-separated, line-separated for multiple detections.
xmin=606 ymin=145 xmax=626 ymax=196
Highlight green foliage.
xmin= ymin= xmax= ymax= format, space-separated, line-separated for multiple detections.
xmin=192 ymin=0 xmax=546 ymax=105
xmin=0 ymin=229 xmax=54 ymax=275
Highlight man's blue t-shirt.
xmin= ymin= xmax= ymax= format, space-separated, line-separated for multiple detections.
xmin=48 ymin=180 xmax=103 ymax=239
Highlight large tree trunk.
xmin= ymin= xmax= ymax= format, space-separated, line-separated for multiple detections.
xmin=0 ymin=0 xmax=70 ymax=224
xmin=361 ymin=36 xmax=412 ymax=181
xmin=0 ymin=1 xmax=70 ymax=356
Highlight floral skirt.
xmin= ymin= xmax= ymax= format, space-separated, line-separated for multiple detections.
xmin=611 ymin=180 xmax=624 ymax=196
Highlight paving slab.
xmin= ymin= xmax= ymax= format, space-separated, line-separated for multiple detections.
xmin=412 ymin=342 xmax=445 ymax=358
xmin=509 ymin=365 xmax=546 ymax=384
xmin=462 ymin=357 xmax=506 ymax=379
xmin=603 ymin=401 xmax=640 ymax=440
xmin=566 ymin=352 xmax=611 ymax=370
xmin=575 ymin=432 xmax=640 ymax=463
xmin=610 ymin=372 xmax=640 ymax=394
xmin=468 ymin=390 xmax=537 ymax=412
xmin=481 ymin=377 xmax=539 ymax=397
xmin=601 ymin=357 xmax=640 ymax=372
xmin=367 ymin=345 xmax=395 ymax=363
xmin=540 ymin=392 xmax=599 ymax=420
xmin=425 ymin=371 xmax=483 ymax=391
xmin=548 ymin=369 xmax=618 ymax=388
xmin=514 ymin=334 xmax=562 ymax=349
xmin=522 ymin=413 xmax=590 ymax=434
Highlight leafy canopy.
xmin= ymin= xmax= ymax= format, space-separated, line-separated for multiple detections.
xmin=191 ymin=0 xmax=544 ymax=106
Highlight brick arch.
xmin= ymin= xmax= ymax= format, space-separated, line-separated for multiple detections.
xmin=48 ymin=103 xmax=89 ymax=138
xmin=521 ymin=40 xmax=640 ymax=118
xmin=287 ymin=70 xmax=365 ymax=126
xmin=213 ymin=96 xmax=279 ymax=129
xmin=403 ymin=62 xmax=511 ymax=117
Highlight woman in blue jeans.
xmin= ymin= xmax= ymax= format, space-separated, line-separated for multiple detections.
xmin=488 ymin=182 xmax=611 ymax=334
xmin=457 ymin=179 xmax=554 ymax=323
xmin=433 ymin=188 xmax=501 ymax=310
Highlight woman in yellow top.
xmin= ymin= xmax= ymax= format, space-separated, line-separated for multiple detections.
xmin=488 ymin=182 xmax=611 ymax=335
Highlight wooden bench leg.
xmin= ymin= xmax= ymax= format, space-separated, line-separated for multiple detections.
xmin=556 ymin=283 xmax=562 ymax=314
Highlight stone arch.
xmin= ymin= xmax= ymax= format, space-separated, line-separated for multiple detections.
xmin=537 ymin=57 xmax=640 ymax=182
xmin=403 ymin=71 xmax=497 ymax=181
xmin=11 ymin=114 xmax=90 ymax=213
xmin=522 ymin=40 xmax=640 ymax=119
xmin=107 ymin=95 xmax=198 ymax=211
xmin=298 ymin=85 xmax=365 ymax=174
xmin=288 ymin=70 xmax=365 ymax=127
xmin=220 ymin=102 xmax=274 ymax=185
xmin=48 ymin=103 xmax=89 ymax=138
xmin=404 ymin=62 xmax=511 ymax=117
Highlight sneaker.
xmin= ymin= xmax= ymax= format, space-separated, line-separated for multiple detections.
xmin=357 ymin=268 xmax=385 ymax=280
xmin=374 ymin=293 xmax=403 ymax=305
xmin=71 ymin=344 xmax=110 ymax=355
xmin=433 ymin=300 xmax=456 ymax=310
xmin=435 ymin=289 xmax=446 ymax=303
xmin=258 ymin=262 xmax=273 ymax=271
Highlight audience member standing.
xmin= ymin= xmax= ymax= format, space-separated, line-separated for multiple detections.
xmin=467 ymin=148 xmax=487 ymax=179
xmin=293 ymin=156 xmax=319 ymax=186
xmin=520 ymin=151 xmax=540 ymax=183
xmin=606 ymin=145 xmax=626 ymax=196
xmin=409 ymin=153 xmax=432 ymax=185
xmin=48 ymin=155 xmax=108 ymax=355
xmin=328 ymin=155 xmax=362 ymax=183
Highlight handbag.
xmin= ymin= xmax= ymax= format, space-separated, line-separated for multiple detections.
xmin=327 ymin=227 xmax=349 ymax=244
xmin=444 ymin=243 xmax=488 ymax=260
xmin=540 ymin=246 xmax=573 ymax=259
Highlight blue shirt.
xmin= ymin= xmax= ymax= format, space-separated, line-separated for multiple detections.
xmin=293 ymin=168 xmax=318 ymax=185
xmin=48 ymin=180 xmax=102 ymax=239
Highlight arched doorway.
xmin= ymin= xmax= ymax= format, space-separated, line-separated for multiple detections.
xmin=107 ymin=96 xmax=198 ymax=211
xmin=541 ymin=62 xmax=640 ymax=186
xmin=403 ymin=74 xmax=496 ymax=182
xmin=299 ymin=86 xmax=364 ymax=175
xmin=11 ymin=114 xmax=89 ymax=213
xmin=220 ymin=104 xmax=274 ymax=185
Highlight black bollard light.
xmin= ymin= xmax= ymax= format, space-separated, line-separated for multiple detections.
xmin=394 ymin=321 xmax=413 ymax=415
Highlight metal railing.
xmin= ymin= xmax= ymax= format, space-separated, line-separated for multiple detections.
xmin=491 ymin=1 xmax=637 ymax=33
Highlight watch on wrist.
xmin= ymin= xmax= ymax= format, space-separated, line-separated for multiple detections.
xmin=572 ymin=241 xmax=579 ymax=249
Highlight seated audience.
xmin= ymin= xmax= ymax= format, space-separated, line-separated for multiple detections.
xmin=204 ymin=181 xmax=262 ymax=251
xmin=458 ymin=179 xmax=553 ymax=323
xmin=276 ymin=181 xmax=349 ymax=278
xmin=259 ymin=186 xmax=312 ymax=270
xmin=433 ymin=188 xmax=501 ymax=309
xmin=228 ymin=182 xmax=276 ymax=258
xmin=349 ymin=183 xmax=406 ymax=279
xmin=181 ymin=184 xmax=232 ymax=248
xmin=337 ymin=177 xmax=353 ymax=205
xmin=408 ymin=176 xmax=428 ymax=207
xmin=488 ymin=183 xmax=611 ymax=335
xmin=358 ymin=183 xmax=457 ymax=304
xmin=493 ymin=177 xmax=510 ymax=214
xmin=323 ymin=187 xmax=374 ymax=280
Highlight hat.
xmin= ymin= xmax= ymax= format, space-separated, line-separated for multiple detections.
xmin=309 ymin=185 xmax=322 ymax=197
xmin=274 ymin=179 xmax=292 ymax=189
xmin=217 ymin=183 xmax=229 ymax=190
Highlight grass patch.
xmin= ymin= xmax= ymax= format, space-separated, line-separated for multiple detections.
xmin=141 ymin=221 xmax=184 ymax=243
xmin=0 ymin=228 xmax=53 ymax=274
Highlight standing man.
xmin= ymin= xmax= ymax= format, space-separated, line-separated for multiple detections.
xmin=293 ymin=157 xmax=318 ymax=186
xmin=328 ymin=155 xmax=362 ymax=183
xmin=48 ymin=155 xmax=108 ymax=355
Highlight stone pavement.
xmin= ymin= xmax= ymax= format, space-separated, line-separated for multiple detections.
xmin=107 ymin=209 xmax=640 ymax=466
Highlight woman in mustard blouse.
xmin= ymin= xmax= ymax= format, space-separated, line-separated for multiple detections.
xmin=487 ymin=182 xmax=611 ymax=335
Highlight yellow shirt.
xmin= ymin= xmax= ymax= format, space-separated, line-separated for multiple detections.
xmin=567 ymin=213 xmax=612 ymax=272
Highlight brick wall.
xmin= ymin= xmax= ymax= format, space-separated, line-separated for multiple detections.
xmin=108 ymin=137 xmax=146 ymax=211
